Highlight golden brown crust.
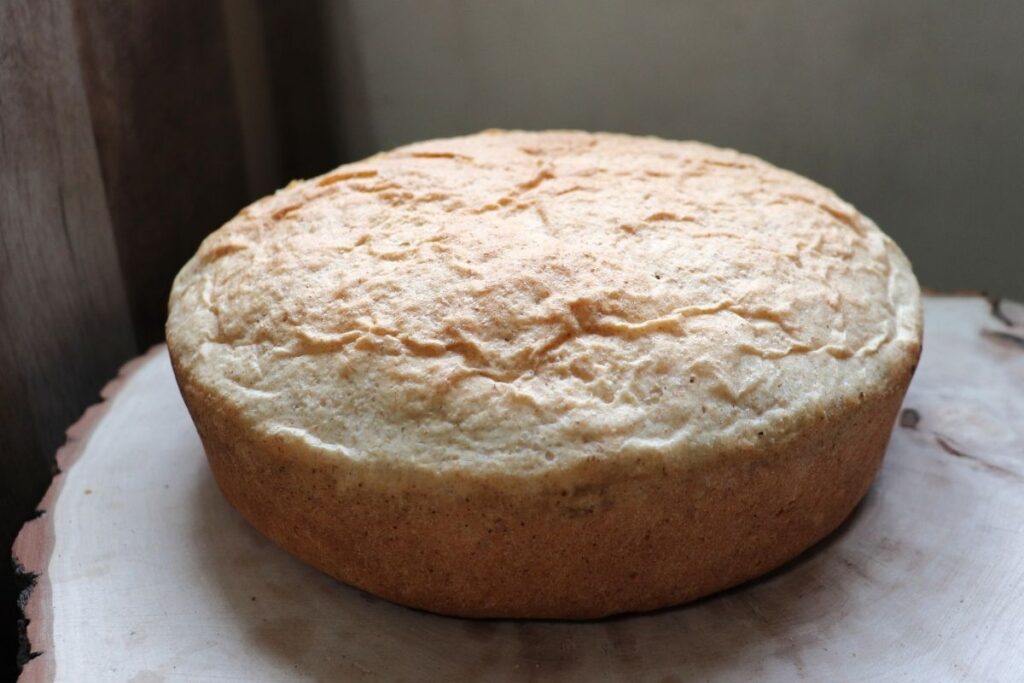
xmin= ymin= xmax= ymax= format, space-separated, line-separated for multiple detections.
xmin=170 ymin=347 xmax=916 ymax=618
xmin=167 ymin=130 xmax=923 ymax=618
xmin=166 ymin=130 xmax=922 ymax=477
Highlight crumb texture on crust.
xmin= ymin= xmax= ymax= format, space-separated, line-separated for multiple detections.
xmin=167 ymin=130 xmax=921 ymax=474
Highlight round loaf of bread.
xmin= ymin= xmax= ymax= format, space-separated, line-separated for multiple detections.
xmin=167 ymin=130 xmax=921 ymax=619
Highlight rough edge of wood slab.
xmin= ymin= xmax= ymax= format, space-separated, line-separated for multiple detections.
xmin=12 ymin=344 xmax=167 ymax=683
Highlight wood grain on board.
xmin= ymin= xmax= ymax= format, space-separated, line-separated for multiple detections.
xmin=12 ymin=296 xmax=1024 ymax=682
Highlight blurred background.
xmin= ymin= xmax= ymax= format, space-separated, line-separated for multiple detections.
xmin=2 ymin=0 xmax=1022 ymax=677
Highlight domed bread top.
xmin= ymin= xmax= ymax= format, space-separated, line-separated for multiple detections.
xmin=167 ymin=130 xmax=921 ymax=477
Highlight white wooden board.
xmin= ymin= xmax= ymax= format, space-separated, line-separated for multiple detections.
xmin=14 ymin=295 xmax=1024 ymax=682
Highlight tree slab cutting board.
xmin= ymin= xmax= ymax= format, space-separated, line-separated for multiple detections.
xmin=13 ymin=295 xmax=1024 ymax=682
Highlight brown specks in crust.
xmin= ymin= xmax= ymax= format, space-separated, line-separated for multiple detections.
xmin=198 ymin=240 xmax=249 ymax=264
xmin=517 ymin=168 xmax=555 ymax=193
xmin=410 ymin=151 xmax=473 ymax=161
xmin=317 ymin=169 xmax=378 ymax=186
xmin=700 ymin=158 xmax=750 ymax=170
xmin=271 ymin=204 xmax=303 ymax=221
xmin=472 ymin=202 xmax=500 ymax=215
xmin=350 ymin=180 xmax=400 ymax=195
xmin=645 ymin=212 xmax=681 ymax=222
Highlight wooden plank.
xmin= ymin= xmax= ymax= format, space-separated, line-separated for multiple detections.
xmin=13 ymin=296 xmax=1024 ymax=681
xmin=71 ymin=0 xmax=251 ymax=347
xmin=0 ymin=0 xmax=138 ymax=678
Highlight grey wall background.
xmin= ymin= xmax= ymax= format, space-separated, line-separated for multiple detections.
xmin=319 ymin=0 xmax=1023 ymax=299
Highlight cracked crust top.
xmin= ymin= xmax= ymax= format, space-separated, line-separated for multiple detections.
xmin=166 ymin=130 xmax=922 ymax=477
